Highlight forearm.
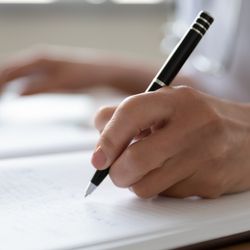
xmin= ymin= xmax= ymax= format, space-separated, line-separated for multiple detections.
xmin=97 ymin=62 xmax=198 ymax=94
xmin=70 ymin=47 xmax=198 ymax=94
xmin=95 ymin=57 xmax=158 ymax=94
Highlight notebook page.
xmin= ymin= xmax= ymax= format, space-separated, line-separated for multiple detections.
xmin=0 ymin=152 xmax=250 ymax=250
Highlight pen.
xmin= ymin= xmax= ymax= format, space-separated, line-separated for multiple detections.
xmin=84 ymin=11 xmax=214 ymax=198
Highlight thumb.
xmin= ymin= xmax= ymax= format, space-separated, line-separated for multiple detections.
xmin=91 ymin=91 xmax=174 ymax=170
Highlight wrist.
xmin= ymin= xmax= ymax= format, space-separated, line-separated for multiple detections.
xmin=94 ymin=57 xmax=157 ymax=94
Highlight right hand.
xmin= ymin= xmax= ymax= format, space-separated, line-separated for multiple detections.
xmin=0 ymin=48 xmax=109 ymax=95
xmin=92 ymin=86 xmax=250 ymax=199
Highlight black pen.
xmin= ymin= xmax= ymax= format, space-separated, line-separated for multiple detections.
xmin=84 ymin=11 xmax=214 ymax=197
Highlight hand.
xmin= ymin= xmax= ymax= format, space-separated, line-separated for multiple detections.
xmin=92 ymin=86 xmax=250 ymax=199
xmin=0 ymin=46 xmax=156 ymax=95
xmin=0 ymin=47 xmax=111 ymax=95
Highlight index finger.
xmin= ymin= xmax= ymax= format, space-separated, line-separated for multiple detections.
xmin=0 ymin=58 xmax=51 ymax=86
xmin=91 ymin=89 xmax=175 ymax=170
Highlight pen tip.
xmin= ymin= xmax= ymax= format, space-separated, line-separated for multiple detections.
xmin=84 ymin=182 xmax=97 ymax=199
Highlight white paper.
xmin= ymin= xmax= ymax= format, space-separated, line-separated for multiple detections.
xmin=0 ymin=91 xmax=123 ymax=159
xmin=0 ymin=90 xmax=126 ymax=127
xmin=0 ymin=125 xmax=98 ymax=159
xmin=1 ymin=152 xmax=250 ymax=250
xmin=0 ymin=94 xmax=94 ymax=126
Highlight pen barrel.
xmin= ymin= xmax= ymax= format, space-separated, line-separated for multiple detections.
xmin=91 ymin=168 xmax=109 ymax=186
xmin=146 ymin=11 xmax=214 ymax=92
xmin=146 ymin=31 xmax=201 ymax=92
xmin=146 ymin=81 xmax=163 ymax=92
xmin=158 ymin=30 xmax=201 ymax=85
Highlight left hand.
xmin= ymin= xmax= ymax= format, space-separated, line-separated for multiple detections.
xmin=92 ymin=86 xmax=250 ymax=199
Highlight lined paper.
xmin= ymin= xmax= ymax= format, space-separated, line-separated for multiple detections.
xmin=1 ymin=152 xmax=250 ymax=250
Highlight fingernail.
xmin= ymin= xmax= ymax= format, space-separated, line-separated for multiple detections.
xmin=91 ymin=146 xmax=107 ymax=169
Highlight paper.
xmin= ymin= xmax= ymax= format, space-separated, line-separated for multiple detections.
xmin=0 ymin=94 xmax=94 ymax=126
xmin=0 ymin=91 xmax=123 ymax=159
xmin=1 ymin=152 xmax=250 ymax=250
xmin=0 ymin=125 xmax=98 ymax=159
xmin=0 ymin=91 xmax=125 ymax=126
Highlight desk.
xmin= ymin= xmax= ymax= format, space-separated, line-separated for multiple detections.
xmin=181 ymin=232 xmax=250 ymax=250
xmin=219 ymin=242 xmax=250 ymax=250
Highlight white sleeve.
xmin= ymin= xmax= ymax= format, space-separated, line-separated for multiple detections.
xmin=162 ymin=0 xmax=250 ymax=102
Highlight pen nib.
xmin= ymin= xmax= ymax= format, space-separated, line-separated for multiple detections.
xmin=84 ymin=182 xmax=97 ymax=198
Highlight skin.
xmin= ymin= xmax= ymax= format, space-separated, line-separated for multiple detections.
xmin=1 ymin=47 xmax=250 ymax=199
xmin=0 ymin=47 xmax=157 ymax=95
xmin=92 ymin=86 xmax=250 ymax=199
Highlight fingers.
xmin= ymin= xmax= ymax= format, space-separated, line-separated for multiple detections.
xmin=108 ymin=119 xmax=190 ymax=188
xmin=109 ymin=128 xmax=171 ymax=187
xmin=130 ymin=155 xmax=195 ymax=198
xmin=19 ymin=76 xmax=58 ymax=96
xmin=0 ymin=57 xmax=52 ymax=86
xmin=91 ymin=90 xmax=174 ymax=170
xmin=160 ymin=178 xmax=200 ymax=198
xmin=20 ymin=82 xmax=52 ymax=96
xmin=94 ymin=106 xmax=117 ymax=133
xmin=131 ymin=160 xmax=225 ymax=199
xmin=161 ymin=174 xmax=222 ymax=199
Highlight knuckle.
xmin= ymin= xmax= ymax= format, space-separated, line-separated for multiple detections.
xmin=170 ymin=86 xmax=201 ymax=112
xmin=94 ymin=106 xmax=114 ymax=131
xmin=119 ymin=93 xmax=156 ymax=114
xmin=99 ymin=133 xmax=116 ymax=151
xmin=213 ymin=114 xmax=225 ymax=133
xmin=173 ymin=85 xmax=197 ymax=100
xmin=119 ymin=95 xmax=140 ymax=113
xmin=125 ymin=147 xmax=142 ymax=171
xmin=131 ymin=184 xmax=152 ymax=199
xmin=116 ymin=94 xmax=147 ymax=128
xmin=203 ymin=189 xmax=221 ymax=199
xmin=109 ymin=147 xmax=144 ymax=188
xmin=161 ymin=188 xmax=193 ymax=198
xmin=156 ymin=90 xmax=174 ymax=106
xmin=200 ymin=176 xmax=224 ymax=199
xmin=109 ymin=168 xmax=127 ymax=188
xmin=206 ymin=110 xmax=225 ymax=135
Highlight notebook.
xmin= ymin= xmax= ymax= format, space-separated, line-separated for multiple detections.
xmin=1 ymin=151 xmax=250 ymax=250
